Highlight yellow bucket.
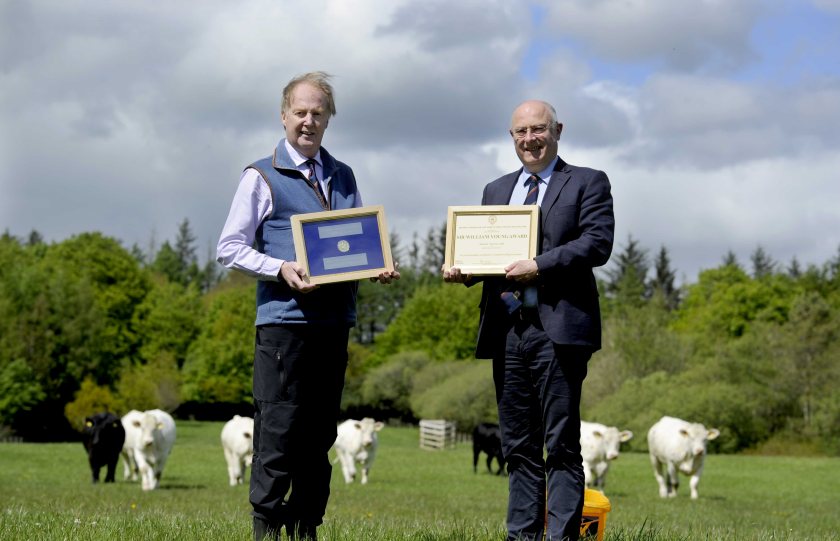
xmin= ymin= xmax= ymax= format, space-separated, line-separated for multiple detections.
xmin=580 ymin=488 xmax=611 ymax=540
xmin=544 ymin=488 xmax=612 ymax=540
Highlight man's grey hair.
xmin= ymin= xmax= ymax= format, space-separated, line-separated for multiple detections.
xmin=281 ymin=71 xmax=337 ymax=117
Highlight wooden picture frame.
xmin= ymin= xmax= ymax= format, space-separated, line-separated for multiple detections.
xmin=443 ymin=205 xmax=539 ymax=275
xmin=291 ymin=205 xmax=394 ymax=285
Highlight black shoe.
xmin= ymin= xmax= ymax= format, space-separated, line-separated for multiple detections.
xmin=285 ymin=520 xmax=317 ymax=541
xmin=253 ymin=516 xmax=281 ymax=541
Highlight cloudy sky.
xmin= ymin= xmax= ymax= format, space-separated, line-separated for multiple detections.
xmin=2 ymin=0 xmax=839 ymax=283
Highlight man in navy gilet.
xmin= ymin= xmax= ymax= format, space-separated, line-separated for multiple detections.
xmin=217 ymin=71 xmax=398 ymax=541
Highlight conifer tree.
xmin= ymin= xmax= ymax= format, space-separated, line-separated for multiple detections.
xmin=750 ymin=245 xmax=776 ymax=279
xmin=649 ymin=245 xmax=680 ymax=309
xmin=605 ymin=235 xmax=648 ymax=308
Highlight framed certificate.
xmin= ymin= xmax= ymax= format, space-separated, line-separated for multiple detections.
xmin=291 ymin=205 xmax=394 ymax=285
xmin=444 ymin=205 xmax=539 ymax=275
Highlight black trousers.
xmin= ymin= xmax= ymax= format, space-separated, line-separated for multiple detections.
xmin=250 ymin=324 xmax=349 ymax=529
xmin=493 ymin=317 xmax=590 ymax=541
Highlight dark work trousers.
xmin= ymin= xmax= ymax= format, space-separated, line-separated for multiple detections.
xmin=492 ymin=316 xmax=590 ymax=541
xmin=250 ymin=324 xmax=350 ymax=531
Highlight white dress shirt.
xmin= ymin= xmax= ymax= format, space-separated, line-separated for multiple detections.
xmin=508 ymin=156 xmax=559 ymax=206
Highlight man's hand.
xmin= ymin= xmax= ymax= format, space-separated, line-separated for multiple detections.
xmin=505 ymin=259 xmax=539 ymax=283
xmin=280 ymin=261 xmax=319 ymax=293
xmin=370 ymin=262 xmax=401 ymax=284
xmin=442 ymin=264 xmax=473 ymax=284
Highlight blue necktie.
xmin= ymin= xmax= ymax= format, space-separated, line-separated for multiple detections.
xmin=306 ymin=159 xmax=329 ymax=210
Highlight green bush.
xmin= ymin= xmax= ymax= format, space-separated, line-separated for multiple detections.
xmin=411 ymin=360 xmax=474 ymax=397
xmin=0 ymin=358 xmax=45 ymax=427
xmin=372 ymin=283 xmax=481 ymax=362
xmin=64 ymin=377 xmax=124 ymax=432
xmin=814 ymin=392 xmax=840 ymax=454
xmin=132 ymin=278 xmax=201 ymax=367
xmin=180 ymin=281 xmax=254 ymax=404
xmin=339 ymin=342 xmax=375 ymax=414
xmin=584 ymin=371 xmax=671 ymax=451
xmin=409 ymin=360 xmax=496 ymax=433
xmin=360 ymin=351 xmax=431 ymax=419
xmin=116 ymin=353 xmax=181 ymax=413
xmin=655 ymin=377 xmax=769 ymax=453
xmin=586 ymin=367 xmax=775 ymax=453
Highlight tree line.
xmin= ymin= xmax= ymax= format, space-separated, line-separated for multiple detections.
xmin=1 ymin=223 xmax=838 ymax=455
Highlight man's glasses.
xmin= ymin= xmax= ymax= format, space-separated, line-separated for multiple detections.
xmin=510 ymin=124 xmax=549 ymax=140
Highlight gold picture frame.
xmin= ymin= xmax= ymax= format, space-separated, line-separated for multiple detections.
xmin=291 ymin=205 xmax=394 ymax=285
xmin=443 ymin=205 xmax=539 ymax=275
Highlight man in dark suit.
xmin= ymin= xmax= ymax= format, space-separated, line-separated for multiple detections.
xmin=444 ymin=100 xmax=614 ymax=540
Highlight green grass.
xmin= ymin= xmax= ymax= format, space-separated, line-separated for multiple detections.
xmin=1 ymin=421 xmax=838 ymax=540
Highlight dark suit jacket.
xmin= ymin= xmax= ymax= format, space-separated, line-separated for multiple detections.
xmin=474 ymin=157 xmax=614 ymax=359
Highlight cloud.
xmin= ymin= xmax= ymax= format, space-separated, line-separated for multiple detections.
xmin=342 ymin=144 xmax=506 ymax=238
xmin=522 ymin=49 xmax=637 ymax=148
xmin=538 ymin=0 xmax=764 ymax=73
xmin=617 ymin=74 xmax=840 ymax=168
xmin=569 ymin=144 xmax=840 ymax=281
xmin=376 ymin=0 xmax=525 ymax=52
xmin=811 ymin=0 xmax=840 ymax=13
xmin=2 ymin=0 xmax=839 ymax=284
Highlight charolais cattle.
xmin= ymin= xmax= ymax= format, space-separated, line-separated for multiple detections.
xmin=221 ymin=415 xmax=254 ymax=486
xmin=473 ymin=422 xmax=505 ymax=475
xmin=647 ymin=415 xmax=720 ymax=499
xmin=82 ymin=412 xmax=125 ymax=483
xmin=122 ymin=409 xmax=176 ymax=491
xmin=333 ymin=418 xmax=384 ymax=484
xmin=580 ymin=420 xmax=633 ymax=491
xmin=120 ymin=409 xmax=144 ymax=481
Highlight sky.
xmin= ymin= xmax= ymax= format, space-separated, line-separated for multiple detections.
xmin=2 ymin=0 xmax=839 ymax=284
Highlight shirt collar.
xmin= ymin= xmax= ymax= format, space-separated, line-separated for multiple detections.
xmin=284 ymin=139 xmax=322 ymax=168
xmin=520 ymin=156 xmax=559 ymax=186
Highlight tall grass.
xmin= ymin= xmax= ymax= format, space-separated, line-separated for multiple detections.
xmin=0 ymin=421 xmax=838 ymax=540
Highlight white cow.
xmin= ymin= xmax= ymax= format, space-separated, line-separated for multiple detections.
xmin=647 ymin=416 xmax=720 ymax=500
xmin=120 ymin=409 xmax=144 ymax=481
xmin=221 ymin=415 xmax=254 ymax=486
xmin=580 ymin=420 xmax=633 ymax=491
xmin=123 ymin=409 xmax=177 ymax=491
xmin=333 ymin=418 xmax=384 ymax=484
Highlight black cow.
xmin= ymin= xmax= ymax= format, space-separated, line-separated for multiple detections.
xmin=473 ymin=422 xmax=506 ymax=475
xmin=82 ymin=412 xmax=125 ymax=483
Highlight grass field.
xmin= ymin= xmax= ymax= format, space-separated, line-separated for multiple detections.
xmin=1 ymin=421 xmax=838 ymax=540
